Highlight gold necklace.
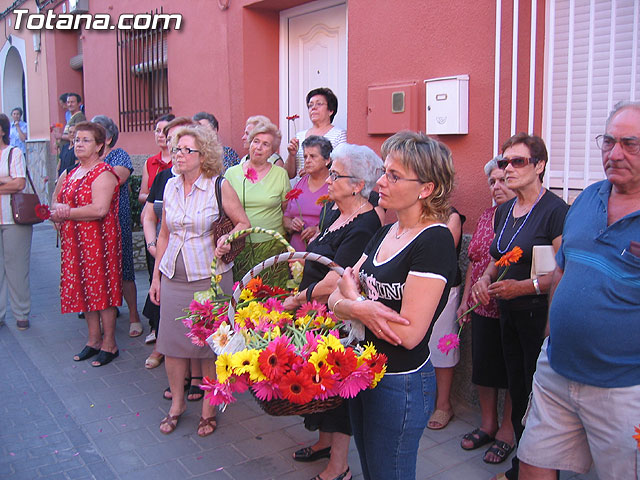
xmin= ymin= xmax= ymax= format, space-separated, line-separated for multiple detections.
xmin=317 ymin=200 xmax=367 ymax=241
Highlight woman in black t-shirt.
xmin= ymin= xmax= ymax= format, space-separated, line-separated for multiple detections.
xmin=283 ymin=143 xmax=383 ymax=480
xmin=472 ymin=133 xmax=568 ymax=480
xmin=328 ymin=131 xmax=457 ymax=480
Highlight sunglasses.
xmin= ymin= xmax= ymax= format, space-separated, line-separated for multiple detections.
xmin=497 ymin=156 xmax=537 ymax=169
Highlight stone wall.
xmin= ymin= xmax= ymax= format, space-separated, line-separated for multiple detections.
xmin=132 ymin=231 xmax=147 ymax=271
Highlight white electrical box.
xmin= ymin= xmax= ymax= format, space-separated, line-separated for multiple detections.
xmin=424 ymin=75 xmax=469 ymax=135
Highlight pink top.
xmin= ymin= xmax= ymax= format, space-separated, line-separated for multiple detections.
xmin=467 ymin=206 xmax=500 ymax=318
xmin=283 ymin=175 xmax=329 ymax=252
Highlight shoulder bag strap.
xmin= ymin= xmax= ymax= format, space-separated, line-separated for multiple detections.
xmin=7 ymin=147 xmax=39 ymax=199
xmin=214 ymin=175 xmax=225 ymax=221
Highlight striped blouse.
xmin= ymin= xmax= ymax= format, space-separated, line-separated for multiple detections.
xmin=159 ymin=174 xmax=231 ymax=281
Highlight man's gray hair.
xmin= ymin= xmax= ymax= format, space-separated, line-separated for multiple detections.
xmin=91 ymin=115 xmax=119 ymax=148
xmin=606 ymin=100 xmax=640 ymax=129
xmin=331 ymin=143 xmax=383 ymax=198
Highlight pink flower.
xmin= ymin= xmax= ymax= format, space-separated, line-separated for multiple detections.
xmin=338 ymin=364 xmax=374 ymax=398
xmin=245 ymin=168 xmax=258 ymax=183
xmin=227 ymin=374 xmax=250 ymax=394
xmin=437 ymin=333 xmax=460 ymax=355
xmin=296 ymin=300 xmax=327 ymax=319
xmin=201 ymin=377 xmax=236 ymax=406
xmin=301 ymin=331 xmax=320 ymax=356
xmin=186 ymin=326 xmax=214 ymax=347
xmin=264 ymin=297 xmax=284 ymax=313
xmin=251 ymin=380 xmax=282 ymax=401
xmin=182 ymin=317 xmax=193 ymax=329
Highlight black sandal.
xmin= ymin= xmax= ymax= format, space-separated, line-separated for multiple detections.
xmin=163 ymin=377 xmax=190 ymax=400
xmin=461 ymin=428 xmax=495 ymax=450
xmin=91 ymin=350 xmax=119 ymax=367
xmin=187 ymin=376 xmax=204 ymax=402
xmin=483 ymin=440 xmax=515 ymax=464
xmin=73 ymin=346 xmax=100 ymax=362
xmin=293 ymin=446 xmax=331 ymax=462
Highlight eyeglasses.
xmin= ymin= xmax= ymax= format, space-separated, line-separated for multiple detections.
xmin=497 ymin=156 xmax=536 ymax=169
xmin=307 ymin=102 xmax=327 ymax=109
xmin=171 ymin=146 xmax=200 ymax=156
xmin=154 ymin=128 xmax=165 ymax=134
xmin=380 ymin=169 xmax=422 ymax=184
xmin=73 ymin=138 xmax=95 ymax=145
xmin=595 ymin=134 xmax=640 ymax=155
xmin=327 ymin=171 xmax=356 ymax=181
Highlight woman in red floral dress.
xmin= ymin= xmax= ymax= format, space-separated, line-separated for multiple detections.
xmin=51 ymin=121 xmax=122 ymax=367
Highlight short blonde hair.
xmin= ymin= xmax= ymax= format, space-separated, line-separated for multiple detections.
xmin=248 ymin=122 xmax=282 ymax=152
xmin=172 ymin=126 xmax=223 ymax=178
xmin=246 ymin=115 xmax=272 ymax=128
xmin=381 ymin=131 xmax=455 ymax=222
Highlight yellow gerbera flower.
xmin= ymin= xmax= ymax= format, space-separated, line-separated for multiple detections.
xmin=216 ymin=353 xmax=234 ymax=383
xmin=239 ymin=288 xmax=255 ymax=301
xmin=230 ymin=349 xmax=259 ymax=374
xmin=309 ymin=345 xmax=330 ymax=371
xmin=319 ymin=334 xmax=344 ymax=352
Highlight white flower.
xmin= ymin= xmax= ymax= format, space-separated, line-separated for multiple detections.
xmin=207 ymin=322 xmax=233 ymax=355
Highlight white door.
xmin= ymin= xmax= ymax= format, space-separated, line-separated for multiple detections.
xmin=279 ymin=1 xmax=347 ymax=150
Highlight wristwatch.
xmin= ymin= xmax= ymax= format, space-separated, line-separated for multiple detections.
xmin=146 ymin=241 xmax=156 ymax=248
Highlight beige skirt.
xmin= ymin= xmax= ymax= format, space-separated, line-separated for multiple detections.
xmin=156 ymin=253 xmax=233 ymax=359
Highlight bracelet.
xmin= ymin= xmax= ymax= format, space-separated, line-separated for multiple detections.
xmin=146 ymin=241 xmax=156 ymax=248
xmin=331 ymin=298 xmax=347 ymax=319
xmin=532 ymin=277 xmax=541 ymax=295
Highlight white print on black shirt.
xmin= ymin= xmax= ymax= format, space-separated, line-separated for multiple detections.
xmin=360 ymin=272 xmax=404 ymax=301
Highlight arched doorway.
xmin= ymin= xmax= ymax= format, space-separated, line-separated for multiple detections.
xmin=3 ymin=46 xmax=26 ymax=120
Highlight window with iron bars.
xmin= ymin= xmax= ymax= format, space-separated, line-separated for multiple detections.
xmin=116 ymin=9 xmax=171 ymax=132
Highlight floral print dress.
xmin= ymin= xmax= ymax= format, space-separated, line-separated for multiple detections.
xmin=58 ymin=163 xmax=123 ymax=313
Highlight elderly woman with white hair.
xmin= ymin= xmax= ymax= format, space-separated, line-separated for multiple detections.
xmin=224 ymin=121 xmax=291 ymax=287
xmin=283 ymin=143 xmax=383 ymax=480
xmin=456 ymin=157 xmax=515 ymax=463
xmin=92 ymin=115 xmax=143 ymax=337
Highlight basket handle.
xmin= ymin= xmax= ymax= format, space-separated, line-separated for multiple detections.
xmin=202 ymin=227 xmax=295 ymax=299
xmin=227 ymin=251 xmax=345 ymax=321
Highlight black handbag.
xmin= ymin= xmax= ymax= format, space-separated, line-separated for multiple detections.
xmin=7 ymin=147 xmax=44 ymax=225
xmin=212 ymin=175 xmax=245 ymax=264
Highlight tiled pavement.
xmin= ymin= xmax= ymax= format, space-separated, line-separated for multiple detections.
xmin=1 ymin=224 xmax=599 ymax=479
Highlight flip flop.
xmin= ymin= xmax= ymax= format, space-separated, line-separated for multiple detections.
xmin=91 ymin=350 xmax=119 ymax=367
xmin=427 ymin=409 xmax=454 ymax=430
xmin=461 ymin=428 xmax=495 ymax=450
xmin=129 ymin=322 xmax=143 ymax=337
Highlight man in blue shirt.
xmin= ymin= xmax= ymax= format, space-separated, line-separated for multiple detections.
xmin=518 ymin=101 xmax=640 ymax=479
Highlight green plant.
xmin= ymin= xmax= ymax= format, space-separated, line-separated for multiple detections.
xmin=129 ymin=174 xmax=143 ymax=231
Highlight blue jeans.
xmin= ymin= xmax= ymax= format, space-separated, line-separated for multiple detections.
xmin=349 ymin=359 xmax=436 ymax=480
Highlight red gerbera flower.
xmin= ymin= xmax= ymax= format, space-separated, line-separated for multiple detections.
xmin=365 ymin=353 xmax=387 ymax=375
xmin=257 ymin=336 xmax=295 ymax=381
xmin=310 ymin=363 xmax=338 ymax=400
xmin=285 ymin=188 xmax=303 ymax=201
xmin=286 ymin=114 xmax=300 ymax=121
xmin=279 ymin=369 xmax=315 ymax=404
xmin=327 ymin=349 xmax=358 ymax=379
xmin=35 ymin=204 xmax=51 ymax=220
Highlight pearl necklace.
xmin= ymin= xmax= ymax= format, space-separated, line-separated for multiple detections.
xmin=496 ymin=186 xmax=545 ymax=254
xmin=317 ymin=200 xmax=367 ymax=242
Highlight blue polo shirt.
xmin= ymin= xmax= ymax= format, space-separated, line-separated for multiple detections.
xmin=548 ymin=180 xmax=640 ymax=388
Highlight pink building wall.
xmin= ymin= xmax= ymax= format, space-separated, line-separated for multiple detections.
xmin=3 ymin=0 xmax=546 ymax=227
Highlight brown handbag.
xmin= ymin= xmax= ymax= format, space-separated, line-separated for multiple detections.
xmin=212 ymin=175 xmax=245 ymax=264
xmin=7 ymin=147 xmax=44 ymax=225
